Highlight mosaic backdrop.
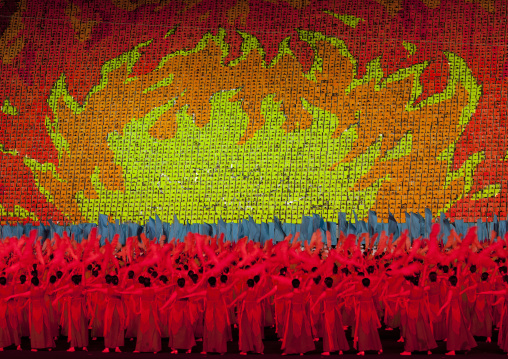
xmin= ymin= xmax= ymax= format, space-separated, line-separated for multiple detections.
xmin=0 ymin=0 xmax=507 ymax=226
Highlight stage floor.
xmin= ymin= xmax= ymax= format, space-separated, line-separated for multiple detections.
xmin=2 ymin=327 xmax=505 ymax=358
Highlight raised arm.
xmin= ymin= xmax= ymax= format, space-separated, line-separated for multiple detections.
xmin=258 ymin=286 xmax=277 ymax=303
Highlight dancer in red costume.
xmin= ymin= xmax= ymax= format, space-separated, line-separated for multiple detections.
xmin=84 ymin=274 xmax=126 ymax=353
xmin=5 ymin=275 xmax=56 ymax=351
xmin=280 ymin=278 xmax=315 ymax=355
xmin=437 ymin=275 xmax=477 ymax=355
xmin=161 ymin=277 xmax=196 ymax=354
xmin=477 ymin=274 xmax=508 ymax=354
xmin=229 ymin=278 xmax=264 ymax=355
xmin=14 ymin=274 xmax=30 ymax=338
xmin=469 ymin=272 xmax=493 ymax=341
xmin=119 ymin=277 xmax=167 ymax=353
xmin=354 ymin=278 xmax=382 ymax=356
xmin=386 ymin=274 xmax=437 ymax=355
xmin=426 ymin=271 xmax=447 ymax=341
xmin=0 ymin=276 xmax=21 ymax=351
xmin=308 ymin=274 xmax=324 ymax=341
xmin=53 ymin=274 xmax=89 ymax=352
xmin=185 ymin=276 xmax=236 ymax=355
xmin=311 ymin=277 xmax=351 ymax=355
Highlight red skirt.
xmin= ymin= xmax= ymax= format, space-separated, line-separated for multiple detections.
xmin=168 ymin=300 xmax=196 ymax=350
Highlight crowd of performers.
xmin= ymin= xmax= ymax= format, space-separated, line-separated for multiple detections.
xmin=2 ymin=224 xmax=508 ymax=355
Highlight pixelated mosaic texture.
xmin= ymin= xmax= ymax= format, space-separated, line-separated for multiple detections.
xmin=0 ymin=0 xmax=507 ymax=225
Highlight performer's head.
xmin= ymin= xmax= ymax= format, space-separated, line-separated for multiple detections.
xmin=448 ymin=275 xmax=458 ymax=287
xmin=367 ymin=265 xmax=375 ymax=274
xmin=341 ymin=267 xmax=350 ymax=276
xmin=220 ymin=274 xmax=228 ymax=284
xmin=31 ymin=277 xmax=39 ymax=286
xmin=20 ymin=274 xmax=26 ymax=284
xmin=49 ymin=275 xmax=57 ymax=284
xmin=128 ymin=270 xmax=135 ymax=279
xmin=0 ymin=277 xmax=6 ymax=285
xmin=112 ymin=276 xmax=119 ymax=286
xmin=469 ymin=265 xmax=477 ymax=273
xmin=253 ymin=275 xmax=260 ymax=283
xmin=71 ymin=274 xmax=82 ymax=285
xmin=481 ymin=272 xmax=489 ymax=281
xmin=324 ymin=277 xmax=333 ymax=288
xmin=138 ymin=276 xmax=145 ymax=284
xmin=56 ymin=271 xmax=63 ymax=279
xmin=208 ymin=277 xmax=217 ymax=287
xmin=499 ymin=266 xmax=507 ymax=274
xmin=291 ymin=279 xmax=300 ymax=288
xmin=159 ymin=275 xmax=168 ymax=284
xmin=177 ymin=278 xmax=185 ymax=288
xmin=105 ymin=274 xmax=112 ymax=284
xmin=332 ymin=264 xmax=338 ymax=274
xmin=143 ymin=277 xmax=151 ymax=287
xmin=361 ymin=277 xmax=370 ymax=288
xmin=279 ymin=267 xmax=287 ymax=276
xmin=151 ymin=271 xmax=158 ymax=279
xmin=441 ymin=265 xmax=449 ymax=274
xmin=247 ymin=279 xmax=255 ymax=288
xmin=191 ymin=274 xmax=199 ymax=284
xmin=428 ymin=272 xmax=437 ymax=283
xmin=313 ymin=275 xmax=321 ymax=284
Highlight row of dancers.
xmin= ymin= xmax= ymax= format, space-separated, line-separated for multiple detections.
xmin=0 ymin=224 xmax=508 ymax=355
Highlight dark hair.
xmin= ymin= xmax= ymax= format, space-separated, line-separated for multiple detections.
xmin=324 ymin=277 xmax=333 ymax=288
xmin=341 ymin=267 xmax=350 ymax=276
xmin=31 ymin=277 xmax=39 ymax=286
xmin=128 ymin=270 xmax=135 ymax=279
xmin=49 ymin=275 xmax=57 ymax=284
xmin=56 ymin=271 xmax=63 ymax=279
xmin=208 ymin=277 xmax=217 ymax=287
xmin=311 ymin=267 xmax=318 ymax=272
xmin=470 ymin=265 xmax=477 ymax=273
xmin=177 ymin=278 xmax=185 ymax=288
xmin=442 ymin=265 xmax=449 ymax=274
xmin=361 ymin=278 xmax=371 ymax=288
xmin=481 ymin=272 xmax=489 ymax=281
xmin=367 ymin=265 xmax=375 ymax=274
xmin=159 ymin=275 xmax=168 ymax=284
xmin=71 ymin=274 xmax=82 ymax=285
xmin=500 ymin=266 xmax=508 ymax=274
xmin=332 ymin=264 xmax=338 ymax=274
xmin=291 ymin=279 xmax=300 ymax=288
xmin=92 ymin=270 xmax=99 ymax=277
xmin=429 ymin=272 xmax=437 ymax=283
xmin=138 ymin=276 xmax=145 ymax=284
xmin=105 ymin=274 xmax=112 ymax=284
xmin=253 ymin=275 xmax=260 ymax=283
xmin=20 ymin=275 xmax=26 ymax=283
xmin=148 ymin=267 xmax=154 ymax=274
xmin=31 ymin=270 xmax=38 ymax=278
xmin=247 ymin=279 xmax=255 ymax=288
xmin=191 ymin=274 xmax=199 ymax=284
xmin=220 ymin=274 xmax=228 ymax=284
xmin=313 ymin=275 xmax=322 ymax=284
xmin=87 ymin=264 xmax=93 ymax=271
xmin=503 ymin=275 xmax=508 ymax=284
xmin=112 ymin=276 xmax=119 ymax=286
xmin=143 ymin=277 xmax=151 ymax=287
xmin=449 ymin=275 xmax=458 ymax=286
xmin=0 ymin=277 xmax=5 ymax=285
